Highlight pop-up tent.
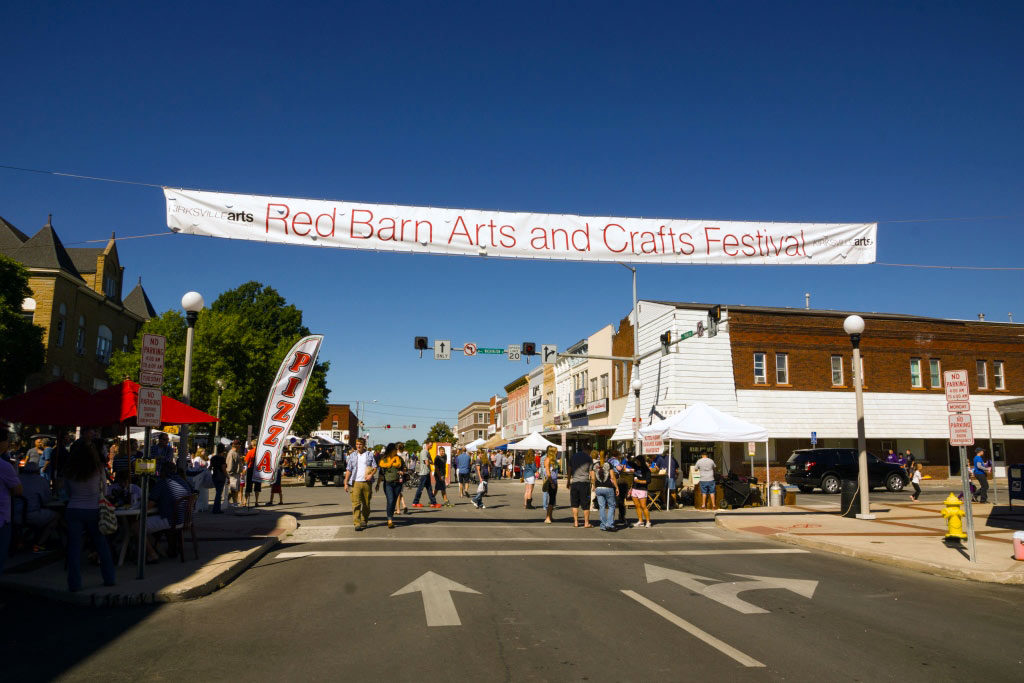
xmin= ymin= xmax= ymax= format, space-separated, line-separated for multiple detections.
xmin=465 ymin=437 xmax=486 ymax=451
xmin=507 ymin=432 xmax=563 ymax=451
xmin=640 ymin=402 xmax=768 ymax=442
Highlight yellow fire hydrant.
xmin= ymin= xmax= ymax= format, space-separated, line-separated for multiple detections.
xmin=941 ymin=493 xmax=967 ymax=541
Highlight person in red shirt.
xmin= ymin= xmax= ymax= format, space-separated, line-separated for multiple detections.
xmin=244 ymin=444 xmax=262 ymax=507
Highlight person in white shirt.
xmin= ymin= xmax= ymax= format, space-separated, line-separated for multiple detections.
xmin=344 ymin=438 xmax=377 ymax=531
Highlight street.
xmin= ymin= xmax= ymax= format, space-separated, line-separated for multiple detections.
xmin=5 ymin=480 xmax=1022 ymax=682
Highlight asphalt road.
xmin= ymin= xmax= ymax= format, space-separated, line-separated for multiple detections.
xmin=5 ymin=481 xmax=1022 ymax=682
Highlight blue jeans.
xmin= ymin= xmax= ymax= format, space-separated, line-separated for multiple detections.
xmin=383 ymin=481 xmax=402 ymax=519
xmin=595 ymin=487 xmax=616 ymax=529
xmin=472 ymin=480 xmax=487 ymax=507
xmin=66 ymin=507 xmax=115 ymax=591
xmin=212 ymin=478 xmax=225 ymax=512
xmin=0 ymin=521 xmax=10 ymax=575
xmin=413 ymin=473 xmax=436 ymax=504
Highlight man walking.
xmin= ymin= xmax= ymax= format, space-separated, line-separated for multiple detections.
xmin=472 ymin=453 xmax=489 ymax=509
xmin=345 ymin=438 xmax=377 ymax=531
xmin=610 ymin=452 xmax=632 ymax=526
xmin=455 ymin=448 xmax=472 ymax=497
xmin=225 ymin=440 xmax=242 ymax=508
xmin=972 ymin=447 xmax=991 ymax=504
xmin=412 ymin=442 xmax=437 ymax=507
xmin=695 ymin=451 xmax=717 ymax=511
xmin=568 ymin=449 xmax=595 ymax=528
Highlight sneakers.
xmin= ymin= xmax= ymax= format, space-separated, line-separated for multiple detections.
xmin=645 ymin=522 xmax=652 ymax=528
xmin=430 ymin=503 xmax=442 ymax=508
xmin=475 ymin=503 xmax=486 ymax=509
xmin=412 ymin=503 xmax=423 ymax=508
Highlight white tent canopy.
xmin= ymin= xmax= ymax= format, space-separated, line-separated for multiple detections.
xmin=639 ymin=403 xmax=769 ymax=442
xmin=507 ymin=432 xmax=563 ymax=451
xmin=311 ymin=434 xmax=341 ymax=445
xmin=129 ymin=428 xmax=179 ymax=443
xmin=465 ymin=437 xmax=486 ymax=451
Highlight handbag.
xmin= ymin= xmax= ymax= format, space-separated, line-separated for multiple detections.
xmin=99 ymin=495 xmax=118 ymax=535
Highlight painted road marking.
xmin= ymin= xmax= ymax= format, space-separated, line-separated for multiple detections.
xmin=644 ymin=564 xmax=819 ymax=614
xmin=621 ymin=590 xmax=765 ymax=668
xmin=276 ymin=548 xmax=809 ymax=559
xmin=286 ymin=525 xmax=341 ymax=542
xmin=392 ymin=571 xmax=480 ymax=627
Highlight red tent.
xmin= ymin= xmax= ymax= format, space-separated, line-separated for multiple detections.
xmin=0 ymin=380 xmax=92 ymax=425
xmin=82 ymin=379 xmax=219 ymax=426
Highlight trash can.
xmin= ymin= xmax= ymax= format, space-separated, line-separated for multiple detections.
xmin=1014 ymin=531 xmax=1024 ymax=561
xmin=769 ymin=482 xmax=784 ymax=507
xmin=840 ymin=479 xmax=859 ymax=518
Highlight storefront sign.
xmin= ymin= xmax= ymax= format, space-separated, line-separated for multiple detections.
xmin=643 ymin=435 xmax=664 ymax=455
xmin=569 ymin=411 xmax=589 ymax=428
xmin=165 ymin=188 xmax=877 ymax=265
xmin=586 ymin=398 xmax=608 ymax=415
xmin=573 ymin=389 xmax=586 ymax=406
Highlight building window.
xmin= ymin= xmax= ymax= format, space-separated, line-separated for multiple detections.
xmin=753 ymin=352 xmax=766 ymax=384
xmin=122 ymin=334 xmax=129 ymax=352
xmin=600 ymin=373 xmax=608 ymax=399
xmin=92 ymin=378 xmax=108 ymax=391
xmin=96 ymin=325 xmax=113 ymax=365
xmin=52 ymin=365 xmax=61 ymax=378
xmin=21 ymin=297 xmax=36 ymax=324
xmin=994 ymin=361 xmax=1005 ymax=390
xmin=830 ymin=355 xmax=843 ymax=386
xmin=977 ymin=360 xmax=988 ymax=389
xmin=775 ymin=353 xmax=789 ymax=384
xmin=929 ymin=359 xmax=941 ymax=388
xmin=477 ymin=412 xmax=487 ymax=424
xmin=909 ymin=358 xmax=922 ymax=387
xmin=105 ymin=276 xmax=118 ymax=298
xmin=55 ymin=303 xmax=67 ymax=347
xmin=614 ymin=362 xmax=623 ymax=396
xmin=75 ymin=316 xmax=86 ymax=356
xmin=332 ymin=418 xmax=339 ymax=429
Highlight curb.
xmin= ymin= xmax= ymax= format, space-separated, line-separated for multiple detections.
xmin=714 ymin=515 xmax=1024 ymax=585
xmin=0 ymin=515 xmax=298 ymax=607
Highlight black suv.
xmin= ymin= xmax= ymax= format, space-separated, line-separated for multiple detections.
xmin=784 ymin=448 xmax=908 ymax=494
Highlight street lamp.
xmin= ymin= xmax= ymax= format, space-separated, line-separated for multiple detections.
xmin=632 ymin=377 xmax=643 ymax=458
xmin=843 ymin=314 xmax=874 ymax=519
xmin=179 ymin=291 xmax=204 ymax=470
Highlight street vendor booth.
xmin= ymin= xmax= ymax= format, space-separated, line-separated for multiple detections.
xmin=639 ymin=403 xmax=769 ymax=508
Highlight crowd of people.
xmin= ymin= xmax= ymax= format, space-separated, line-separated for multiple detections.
xmin=339 ymin=437 xmax=688 ymax=532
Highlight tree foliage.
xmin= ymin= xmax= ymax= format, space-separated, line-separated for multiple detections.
xmin=0 ymin=254 xmax=45 ymax=397
xmin=109 ymin=281 xmax=329 ymax=437
xmin=425 ymin=421 xmax=455 ymax=445
xmin=404 ymin=439 xmax=421 ymax=454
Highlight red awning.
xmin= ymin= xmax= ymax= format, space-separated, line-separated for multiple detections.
xmin=0 ymin=380 xmax=92 ymax=425
xmin=82 ymin=380 xmax=218 ymax=427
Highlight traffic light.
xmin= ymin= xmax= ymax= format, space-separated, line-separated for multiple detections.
xmin=386 ymin=424 xmax=391 ymax=429
xmin=414 ymin=336 xmax=429 ymax=350
xmin=522 ymin=342 xmax=537 ymax=355
xmin=660 ymin=331 xmax=672 ymax=352
xmin=707 ymin=305 xmax=721 ymax=338
xmin=411 ymin=424 xmax=416 ymax=429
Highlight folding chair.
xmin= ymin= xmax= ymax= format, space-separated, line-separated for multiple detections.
xmin=171 ymin=493 xmax=199 ymax=562
xmin=648 ymin=476 xmax=666 ymax=512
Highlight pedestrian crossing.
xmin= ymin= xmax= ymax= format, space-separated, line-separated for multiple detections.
xmin=284 ymin=524 xmax=737 ymax=544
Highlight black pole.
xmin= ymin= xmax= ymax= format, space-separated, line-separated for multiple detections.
xmin=136 ymin=426 xmax=151 ymax=579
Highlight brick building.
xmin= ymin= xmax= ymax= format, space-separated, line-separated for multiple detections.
xmin=456 ymin=400 xmax=491 ymax=445
xmin=610 ymin=301 xmax=1024 ymax=480
xmin=317 ymin=404 xmax=359 ymax=446
xmin=1 ymin=216 xmax=155 ymax=393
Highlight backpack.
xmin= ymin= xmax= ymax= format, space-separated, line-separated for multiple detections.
xmin=594 ymin=463 xmax=612 ymax=487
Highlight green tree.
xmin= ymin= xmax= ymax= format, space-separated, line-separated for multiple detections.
xmin=109 ymin=282 xmax=329 ymax=437
xmin=0 ymin=254 xmax=45 ymax=397
xmin=404 ymin=439 xmax=421 ymax=454
xmin=425 ymin=421 xmax=455 ymax=445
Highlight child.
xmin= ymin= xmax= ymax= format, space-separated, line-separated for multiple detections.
xmin=909 ymin=463 xmax=923 ymax=501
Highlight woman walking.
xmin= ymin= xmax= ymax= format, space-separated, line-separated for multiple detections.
xmin=433 ymin=447 xmax=452 ymax=508
xmin=542 ymin=449 xmax=559 ymax=524
xmin=522 ymin=449 xmax=537 ymax=509
xmin=591 ymin=452 xmax=618 ymax=531
xmin=629 ymin=454 xmax=652 ymax=528
xmin=64 ymin=437 xmax=116 ymax=591
xmin=376 ymin=443 xmax=406 ymax=528
xmin=909 ymin=462 xmax=923 ymax=502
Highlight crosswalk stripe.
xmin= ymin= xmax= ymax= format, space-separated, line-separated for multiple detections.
xmin=275 ymin=548 xmax=808 ymax=558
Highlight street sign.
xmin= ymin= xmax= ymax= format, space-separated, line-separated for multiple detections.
xmin=679 ymin=330 xmax=696 ymax=341
xmin=463 ymin=342 xmax=478 ymax=356
xmin=541 ymin=344 xmax=558 ymax=364
xmin=507 ymin=344 xmax=521 ymax=361
xmin=944 ymin=369 xmax=970 ymax=403
xmin=434 ymin=340 xmax=451 ymax=360
xmin=946 ymin=401 xmax=970 ymax=413
xmin=810 ymin=431 xmax=817 ymax=445
xmin=949 ymin=413 xmax=974 ymax=446
xmin=477 ymin=347 xmax=504 ymax=355
xmin=139 ymin=333 xmax=166 ymax=387
xmin=696 ymin=320 xmax=705 ymax=337
xmin=137 ymin=387 xmax=162 ymax=427
xmin=642 ymin=434 xmax=663 ymax=455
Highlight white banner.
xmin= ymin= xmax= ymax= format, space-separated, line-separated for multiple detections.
xmin=165 ymin=188 xmax=876 ymax=265
xmin=253 ymin=335 xmax=324 ymax=484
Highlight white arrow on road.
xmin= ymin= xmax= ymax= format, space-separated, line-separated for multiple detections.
xmin=391 ymin=571 xmax=481 ymax=627
xmin=644 ymin=564 xmax=818 ymax=614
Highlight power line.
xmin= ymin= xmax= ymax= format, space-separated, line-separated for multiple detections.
xmin=874 ymin=262 xmax=1024 ymax=271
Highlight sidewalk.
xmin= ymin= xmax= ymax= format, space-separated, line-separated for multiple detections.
xmin=0 ymin=506 xmax=296 ymax=607
xmin=715 ymin=499 xmax=1024 ymax=584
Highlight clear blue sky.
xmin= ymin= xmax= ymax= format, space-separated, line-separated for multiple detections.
xmin=2 ymin=1 xmax=1022 ymax=444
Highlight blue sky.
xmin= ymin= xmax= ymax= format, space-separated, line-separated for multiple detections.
xmin=2 ymin=1 xmax=1022 ymax=443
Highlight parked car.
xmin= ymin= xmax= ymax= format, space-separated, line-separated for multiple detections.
xmin=784 ymin=448 xmax=908 ymax=494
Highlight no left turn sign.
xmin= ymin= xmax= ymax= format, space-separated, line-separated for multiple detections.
xmin=463 ymin=343 xmax=478 ymax=356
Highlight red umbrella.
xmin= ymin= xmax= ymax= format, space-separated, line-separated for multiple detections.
xmin=83 ymin=379 xmax=219 ymax=426
xmin=0 ymin=379 xmax=92 ymax=424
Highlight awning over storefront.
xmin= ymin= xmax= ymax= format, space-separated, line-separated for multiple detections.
xmin=994 ymin=398 xmax=1024 ymax=426
xmin=480 ymin=434 xmax=508 ymax=449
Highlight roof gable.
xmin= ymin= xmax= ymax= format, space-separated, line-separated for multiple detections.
xmin=0 ymin=215 xmax=30 ymax=254
xmin=124 ymin=280 xmax=157 ymax=320
xmin=12 ymin=221 xmax=84 ymax=280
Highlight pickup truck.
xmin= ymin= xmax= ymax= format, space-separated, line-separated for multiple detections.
xmin=304 ymin=445 xmax=349 ymax=487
